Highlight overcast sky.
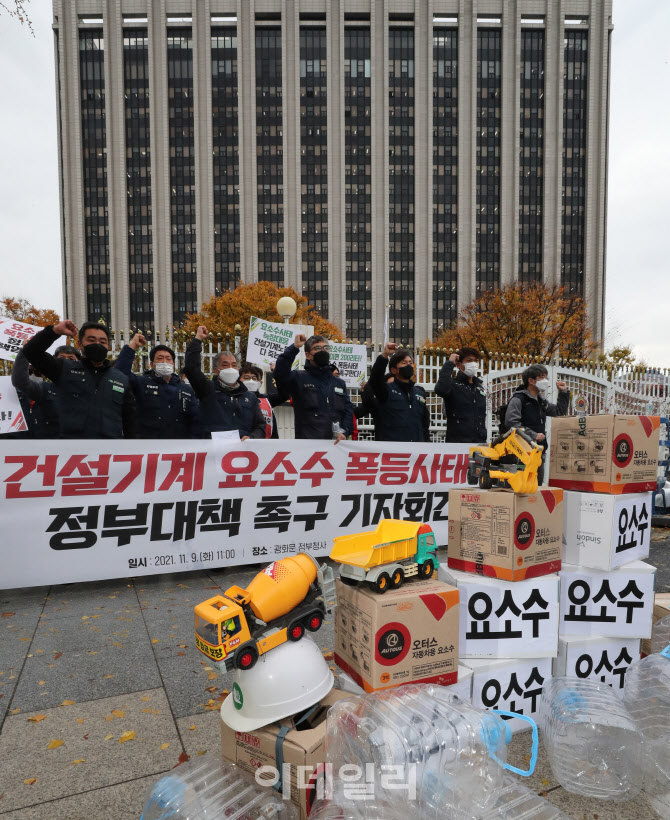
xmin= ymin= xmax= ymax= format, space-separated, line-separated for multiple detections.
xmin=0 ymin=1 xmax=668 ymax=364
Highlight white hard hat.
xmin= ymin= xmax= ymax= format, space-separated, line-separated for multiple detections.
xmin=221 ymin=636 xmax=334 ymax=732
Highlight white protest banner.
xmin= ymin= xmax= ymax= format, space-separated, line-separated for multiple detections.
xmin=329 ymin=342 xmax=368 ymax=387
xmin=0 ymin=376 xmax=29 ymax=434
xmin=0 ymin=439 xmax=472 ymax=589
xmin=0 ymin=317 xmax=61 ymax=362
xmin=246 ymin=317 xmax=313 ymax=370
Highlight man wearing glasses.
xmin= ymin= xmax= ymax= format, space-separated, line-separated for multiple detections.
xmin=274 ymin=334 xmax=354 ymax=441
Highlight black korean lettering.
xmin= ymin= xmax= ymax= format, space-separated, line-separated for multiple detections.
xmin=501 ymin=672 xmax=524 ymax=717
xmin=466 ymin=591 xmax=522 ymax=640
xmin=172 ymin=500 xmax=199 ymax=541
xmin=150 ymin=503 xmax=175 ymax=542
xmin=612 ymin=647 xmax=634 ymax=688
xmin=431 ymin=492 xmax=450 ymax=522
xmin=403 ymin=491 xmax=430 ymax=522
xmin=496 ymin=590 xmax=522 ymax=618
xmin=197 ymin=498 xmax=242 ymax=537
xmin=521 ymin=588 xmax=551 ymax=638
xmin=254 ymin=496 xmax=292 ymax=533
xmin=523 ymin=667 xmax=546 ymax=712
xmin=47 ymin=506 xmax=100 ymax=550
xmin=616 ymin=580 xmax=644 ymax=624
xmin=369 ymin=494 xmax=397 ymax=525
xmin=340 ymin=494 xmax=363 ymax=527
xmin=293 ymin=496 xmax=328 ymax=531
xmin=100 ymin=504 xmax=150 ymax=546
xmin=481 ymin=679 xmax=501 ymax=709
xmin=575 ymin=653 xmax=594 ymax=678
xmin=565 ymin=578 xmax=616 ymax=623
xmin=593 ymin=650 xmax=614 ymax=682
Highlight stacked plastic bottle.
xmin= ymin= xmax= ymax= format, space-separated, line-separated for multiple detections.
xmin=539 ymin=676 xmax=645 ymax=801
xmin=139 ymin=756 xmax=298 ymax=820
xmin=324 ymin=684 xmax=541 ymax=820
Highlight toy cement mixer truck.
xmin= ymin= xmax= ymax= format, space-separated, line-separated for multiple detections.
xmin=330 ymin=520 xmax=439 ymax=593
xmin=194 ymin=553 xmax=335 ymax=671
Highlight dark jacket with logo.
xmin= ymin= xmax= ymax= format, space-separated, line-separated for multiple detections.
xmin=22 ymin=326 xmax=139 ymax=439
xmin=184 ymin=339 xmax=266 ymax=439
xmin=114 ymin=344 xmax=200 ymax=439
xmin=10 ymin=349 xmax=60 ymax=438
xmin=505 ymin=387 xmax=570 ymax=444
xmin=369 ymin=354 xmax=430 ymax=442
xmin=435 ymin=360 xmax=488 ymax=443
xmin=274 ymin=344 xmax=354 ymax=440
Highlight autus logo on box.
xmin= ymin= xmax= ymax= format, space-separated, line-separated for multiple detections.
xmin=514 ymin=513 xmax=535 ymax=550
xmin=613 ymin=434 xmax=634 ymax=468
xmin=375 ymin=622 xmax=410 ymax=665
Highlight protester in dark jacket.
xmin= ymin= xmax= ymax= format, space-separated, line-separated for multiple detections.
xmin=114 ymin=333 xmax=200 ymax=439
xmin=369 ymin=343 xmax=430 ymax=442
xmin=239 ymin=364 xmax=286 ymax=439
xmin=435 ymin=346 xmax=487 ymax=443
xmin=274 ymin=334 xmax=354 ymax=440
xmin=184 ymin=325 xmax=266 ymax=440
xmin=22 ymin=321 xmax=138 ymax=439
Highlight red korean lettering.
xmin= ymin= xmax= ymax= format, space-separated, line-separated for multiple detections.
xmin=5 ymin=455 xmax=58 ymax=499
xmin=299 ymin=451 xmax=334 ymax=487
xmin=218 ymin=451 xmax=259 ymax=488
xmin=345 ymin=452 xmax=379 ymax=486
xmin=260 ymin=451 xmax=298 ymax=487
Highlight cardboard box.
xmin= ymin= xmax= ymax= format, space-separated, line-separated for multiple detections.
xmin=549 ymin=414 xmax=660 ymax=494
xmin=334 ymin=578 xmax=459 ymax=692
xmin=438 ymin=566 xmax=559 ymax=659
xmin=335 ymin=663 xmax=474 ymax=701
xmin=553 ymin=636 xmax=640 ymax=699
xmin=559 ymin=560 xmax=656 ymax=639
xmin=467 ymin=657 xmax=552 ymax=733
xmin=641 ymin=602 xmax=670 ymax=656
xmin=562 ymin=491 xmax=652 ymax=570
xmin=448 ymin=488 xmax=563 ymax=581
xmin=220 ymin=688 xmax=351 ymax=820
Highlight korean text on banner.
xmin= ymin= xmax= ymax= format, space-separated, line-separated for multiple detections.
xmin=0 ymin=376 xmax=28 ymax=434
xmin=329 ymin=343 xmax=368 ymax=387
xmin=246 ymin=317 xmax=313 ymax=370
xmin=0 ymin=439 xmax=472 ymax=589
xmin=0 ymin=317 xmax=61 ymax=362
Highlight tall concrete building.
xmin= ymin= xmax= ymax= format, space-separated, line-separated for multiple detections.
xmin=53 ymin=0 xmax=612 ymax=345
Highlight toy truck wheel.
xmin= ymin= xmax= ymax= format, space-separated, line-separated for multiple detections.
xmin=371 ymin=572 xmax=391 ymax=594
xmin=235 ymin=646 xmax=258 ymax=671
xmin=479 ymin=471 xmax=493 ymax=490
xmin=305 ymin=613 xmax=323 ymax=632
xmin=466 ymin=462 xmax=479 ymax=486
xmin=420 ymin=559 xmax=434 ymax=580
xmin=390 ymin=568 xmax=404 ymax=589
xmin=288 ymin=621 xmax=305 ymax=642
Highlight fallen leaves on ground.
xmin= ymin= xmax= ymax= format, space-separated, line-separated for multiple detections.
xmin=111 ymin=710 xmax=125 ymax=718
xmin=10 ymin=708 xmax=20 ymax=715
xmin=54 ymin=653 xmax=62 ymax=660
xmin=140 ymin=696 xmax=150 ymax=702
xmin=72 ymin=759 xmax=85 ymax=765
xmin=152 ymin=639 xmax=159 ymax=644
xmin=61 ymin=700 xmax=75 ymax=706
xmin=207 ymin=672 xmax=218 ymax=680
xmin=104 ymin=734 xmax=113 ymax=741
xmin=189 ymin=725 xmax=196 ymax=731
xmin=76 ymin=718 xmax=85 ymax=725
xmin=1 ymin=612 xmax=15 ymax=618
xmin=178 ymin=751 xmax=190 ymax=764
xmin=160 ymin=743 xmax=170 ymax=750
xmin=46 ymin=740 xmax=64 ymax=750
xmin=27 ymin=715 xmax=46 ymax=723
xmin=119 ymin=731 xmax=136 ymax=743
xmin=23 ymin=778 xmax=37 ymax=785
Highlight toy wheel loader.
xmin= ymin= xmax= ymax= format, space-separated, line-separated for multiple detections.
xmin=467 ymin=427 xmax=544 ymax=494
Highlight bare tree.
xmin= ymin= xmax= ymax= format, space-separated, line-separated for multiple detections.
xmin=0 ymin=0 xmax=34 ymax=35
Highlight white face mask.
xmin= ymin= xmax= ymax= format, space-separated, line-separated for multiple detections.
xmin=462 ymin=362 xmax=479 ymax=378
xmin=218 ymin=367 xmax=239 ymax=385
xmin=535 ymin=378 xmax=550 ymax=392
xmin=154 ymin=363 xmax=174 ymax=378
xmin=29 ymin=374 xmax=44 ymax=383
xmin=243 ymin=379 xmax=261 ymax=393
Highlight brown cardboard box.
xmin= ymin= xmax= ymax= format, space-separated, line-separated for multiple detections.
xmin=334 ymin=577 xmax=459 ymax=692
xmin=641 ymin=602 xmax=670 ymax=656
xmin=549 ymin=414 xmax=660 ymax=494
xmin=447 ymin=488 xmax=563 ymax=581
xmin=220 ymin=688 xmax=352 ymax=820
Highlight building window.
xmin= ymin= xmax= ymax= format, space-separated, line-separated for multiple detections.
xmin=389 ymin=28 xmax=415 ymax=343
xmin=212 ymin=27 xmax=240 ymax=295
xmin=561 ymin=30 xmax=588 ymax=294
xmin=256 ymin=27 xmax=284 ymax=284
xmin=519 ymin=28 xmax=544 ymax=283
xmin=345 ymin=28 xmax=372 ymax=343
xmin=300 ymin=27 xmax=328 ymax=314
xmin=476 ymin=28 xmax=501 ymax=295
xmin=79 ymin=30 xmax=110 ymax=325
xmin=432 ymin=27 xmax=458 ymax=335
xmin=167 ymin=28 xmax=197 ymax=324
xmin=123 ymin=29 xmax=154 ymax=330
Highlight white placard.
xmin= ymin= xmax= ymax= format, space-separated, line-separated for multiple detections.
xmin=438 ymin=567 xmax=560 ymax=658
xmin=328 ymin=343 xmax=368 ymax=388
xmin=0 ymin=439 xmax=473 ymax=589
xmin=559 ymin=561 xmax=656 ymax=639
xmin=554 ymin=636 xmax=640 ymax=699
xmin=0 ymin=317 xmax=61 ymax=362
xmin=0 ymin=376 xmax=29 ymax=434
xmin=246 ymin=317 xmax=313 ymax=369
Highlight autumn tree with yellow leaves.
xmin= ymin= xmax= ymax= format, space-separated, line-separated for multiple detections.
xmin=0 ymin=296 xmax=60 ymax=327
xmin=430 ymin=283 xmax=596 ymax=360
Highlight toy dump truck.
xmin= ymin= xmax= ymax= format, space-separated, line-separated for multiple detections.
xmin=194 ymin=553 xmax=335 ymax=671
xmin=330 ymin=520 xmax=439 ymax=593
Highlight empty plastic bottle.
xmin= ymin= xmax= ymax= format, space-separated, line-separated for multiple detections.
xmin=325 ymin=684 xmax=538 ymax=820
xmin=140 ymin=756 xmax=298 ymax=820
xmin=539 ymin=676 xmax=645 ymax=801
xmin=651 ymin=614 xmax=670 ymax=654
xmin=623 ymin=644 xmax=670 ymax=792
xmin=478 ymin=775 xmax=571 ymax=820
xmin=309 ymin=797 xmax=407 ymax=820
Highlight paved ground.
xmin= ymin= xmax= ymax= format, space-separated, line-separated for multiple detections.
xmin=1 ymin=532 xmax=670 ymax=819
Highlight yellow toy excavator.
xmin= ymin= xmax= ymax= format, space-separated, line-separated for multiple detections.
xmin=466 ymin=427 xmax=544 ymax=494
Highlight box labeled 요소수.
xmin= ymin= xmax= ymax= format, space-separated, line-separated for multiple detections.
xmin=334 ymin=578 xmax=459 ymax=692
xmin=438 ymin=566 xmax=559 ymax=659
xmin=559 ymin=561 xmax=656 ymax=639
xmin=553 ymin=635 xmax=640 ymax=699
xmin=561 ymin=490 xmax=652 ymax=571
xmin=549 ymin=414 xmax=660 ymax=494
xmin=448 ymin=488 xmax=563 ymax=581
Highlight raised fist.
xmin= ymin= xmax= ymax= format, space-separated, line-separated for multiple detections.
xmin=383 ymin=342 xmax=398 ymax=358
xmin=196 ymin=325 xmax=208 ymax=341
xmin=556 ymin=380 xmax=568 ymax=392
xmin=449 ymin=352 xmax=460 ymax=364
xmin=130 ymin=332 xmax=147 ymax=350
xmin=294 ymin=334 xmax=307 ymax=348
xmin=53 ymin=320 xmax=77 ymax=337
